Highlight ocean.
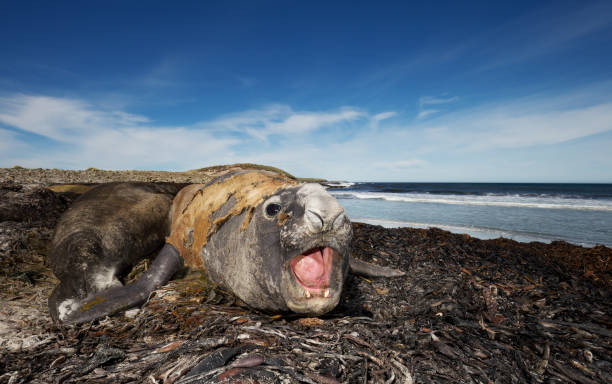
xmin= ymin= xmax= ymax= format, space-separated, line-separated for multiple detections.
xmin=326 ymin=182 xmax=612 ymax=247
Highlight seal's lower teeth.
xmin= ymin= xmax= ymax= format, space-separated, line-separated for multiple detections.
xmin=324 ymin=289 xmax=330 ymax=298
xmin=304 ymin=290 xmax=311 ymax=298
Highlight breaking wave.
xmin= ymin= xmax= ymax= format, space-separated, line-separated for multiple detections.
xmin=331 ymin=191 xmax=612 ymax=212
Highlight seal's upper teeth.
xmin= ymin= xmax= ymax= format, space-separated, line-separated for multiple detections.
xmin=324 ymin=289 xmax=330 ymax=298
xmin=304 ymin=290 xmax=311 ymax=298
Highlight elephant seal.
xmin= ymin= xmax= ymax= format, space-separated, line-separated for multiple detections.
xmin=49 ymin=170 xmax=403 ymax=324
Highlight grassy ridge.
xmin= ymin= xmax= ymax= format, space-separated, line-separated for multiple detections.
xmin=190 ymin=163 xmax=327 ymax=182
xmin=3 ymin=163 xmax=327 ymax=185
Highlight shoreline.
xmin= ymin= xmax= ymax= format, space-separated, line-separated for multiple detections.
xmin=352 ymin=217 xmax=609 ymax=248
xmin=332 ymin=184 xmax=612 ymax=248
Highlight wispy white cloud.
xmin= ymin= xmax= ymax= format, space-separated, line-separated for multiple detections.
xmin=420 ymin=100 xmax=612 ymax=151
xmin=0 ymin=95 xmax=151 ymax=142
xmin=0 ymin=95 xmax=237 ymax=169
xmin=138 ymin=56 xmax=189 ymax=88
xmin=416 ymin=109 xmax=439 ymax=119
xmin=475 ymin=104 xmax=612 ymax=149
xmin=355 ymin=44 xmax=468 ymax=91
xmin=417 ymin=95 xmax=458 ymax=119
xmin=204 ymin=105 xmax=367 ymax=141
xmin=236 ymin=75 xmax=258 ymax=88
xmin=419 ymin=96 xmax=459 ymax=108
xmin=372 ymin=111 xmax=397 ymax=122
xmin=370 ymin=111 xmax=397 ymax=129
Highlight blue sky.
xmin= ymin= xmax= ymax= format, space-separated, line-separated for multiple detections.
xmin=1 ymin=1 xmax=611 ymax=182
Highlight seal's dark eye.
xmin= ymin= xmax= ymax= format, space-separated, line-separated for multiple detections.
xmin=265 ymin=203 xmax=282 ymax=217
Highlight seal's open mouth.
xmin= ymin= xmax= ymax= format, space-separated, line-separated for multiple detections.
xmin=290 ymin=247 xmax=334 ymax=298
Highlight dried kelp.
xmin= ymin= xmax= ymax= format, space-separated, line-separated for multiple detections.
xmin=1 ymin=177 xmax=611 ymax=383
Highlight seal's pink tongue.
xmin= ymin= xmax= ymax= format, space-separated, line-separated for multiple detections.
xmin=291 ymin=247 xmax=333 ymax=289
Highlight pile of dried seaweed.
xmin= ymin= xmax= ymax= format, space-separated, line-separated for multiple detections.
xmin=1 ymin=181 xmax=610 ymax=383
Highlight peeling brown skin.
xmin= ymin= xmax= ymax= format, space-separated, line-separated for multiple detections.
xmin=166 ymin=171 xmax=297 ymax=270
xmin=48 ymin=170 xmax=400 ymax=324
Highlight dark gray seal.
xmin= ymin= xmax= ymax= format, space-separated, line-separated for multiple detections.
xmin=48 ymin=170 xmax=403 ymax=324
xmin=48 ymin=182 xmax=182 ymax=322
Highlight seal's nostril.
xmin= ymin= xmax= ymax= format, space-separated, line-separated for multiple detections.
xmin=306 ymin=209 xmax=324 ymax=232
xmin=332 ymin=212 xmax=346 ymax=230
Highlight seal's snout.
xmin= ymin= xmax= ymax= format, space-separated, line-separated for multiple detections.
xmin=300 ymin=183 xmax=346 ymax=234
xmin=305 ymin=208 xmax=347 ymax=233
xmin=280 ymin=182 xmax=352 ymax=315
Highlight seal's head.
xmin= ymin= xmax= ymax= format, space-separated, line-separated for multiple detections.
xmin=170 ymin=171 xmax=352 ymax=316
xmin=262 ymin=183 xmax=352 ymax=315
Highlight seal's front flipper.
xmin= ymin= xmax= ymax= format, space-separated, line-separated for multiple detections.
xmin=349 ymin=256 xmax=405 ymax=278
xmin=60 ymin=244 xmax=183 ymax=324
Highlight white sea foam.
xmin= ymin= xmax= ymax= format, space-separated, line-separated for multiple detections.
xmin=331 ymin=191 xmax=612 ymax=212
xmin=323 ymin=181 xmax=355 ymax=188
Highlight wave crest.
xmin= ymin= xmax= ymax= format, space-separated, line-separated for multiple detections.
xmin=331 ymin=191 xmax=612 ymax=212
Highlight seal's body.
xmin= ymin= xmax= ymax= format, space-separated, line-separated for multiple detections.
xmin=48 ymin=182 xmax=182 ymax=321
xmin=48 ymin=170 xmax=368 ymax=324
